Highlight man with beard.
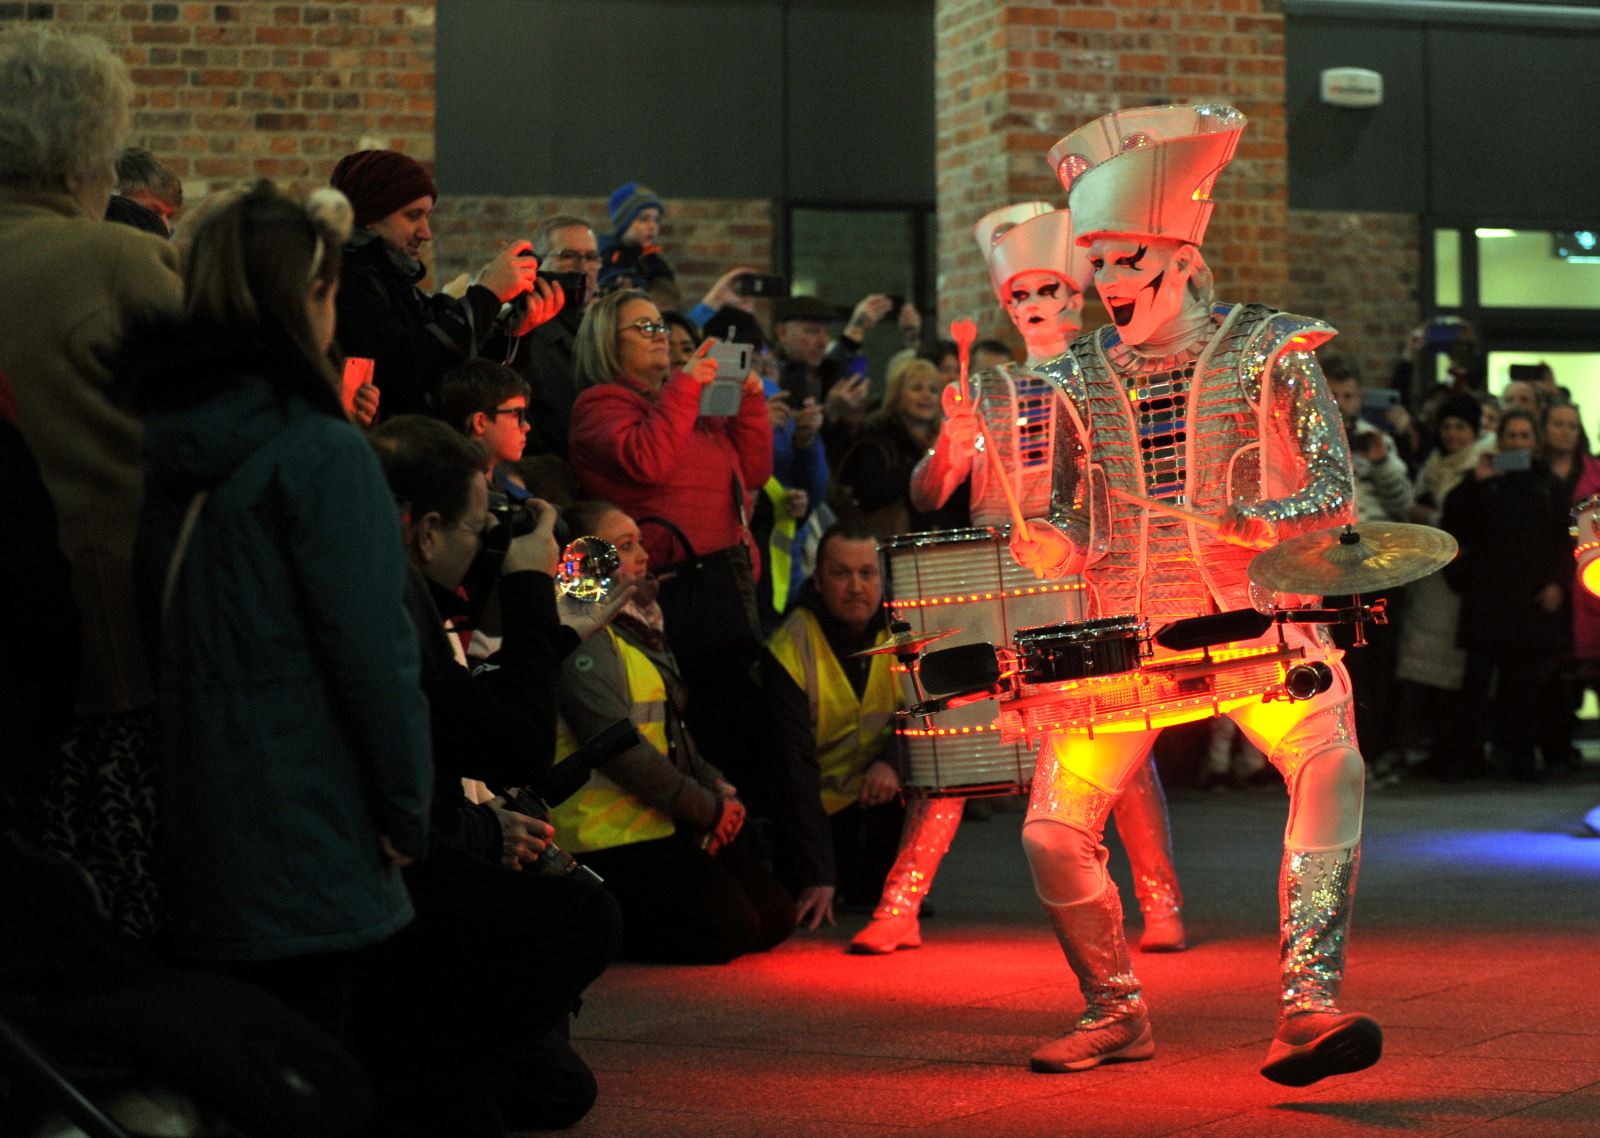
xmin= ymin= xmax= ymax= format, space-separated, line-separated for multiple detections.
xmin=1007 ymin=104 xmax=1378 ymax=1086
xmin=847 ymin=203 xmax=1187 ymax=958
xmin=330 ymin=150 xmax=559 ymax=420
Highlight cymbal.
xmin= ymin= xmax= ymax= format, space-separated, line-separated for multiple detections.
xmin=1248 ymin=522 xmax=1458 ymax=595
xmin=852 ymin=627 xmax=959 ymax=657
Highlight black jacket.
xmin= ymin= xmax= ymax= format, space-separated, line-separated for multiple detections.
xmin=333 ymin=231 xmax=504 ymax=420
xmin=510 ymin=309 xmax=580 ymax=459
xmin=401 ymin=564 xmax=580 ymax=862
xmin=1440 ymin=463 xmax=1573 ymax=654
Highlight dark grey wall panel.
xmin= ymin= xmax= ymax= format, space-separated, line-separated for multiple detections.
xmin=436 ymin=0 xmax=784 ymax=198
xmin=1286 ymin=18 xmax=1428 ymax=212
xmin=436 ymin=0 xmax=935 ymax=205
xmin=783 ymin=0 xmax=936 ymax=203
xmin=1427 ymin=26 xmax=1600 ymax=222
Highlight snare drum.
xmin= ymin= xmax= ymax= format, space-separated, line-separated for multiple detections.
xmin=1015 ymin=617 xmax=1147 ymax=685
xmin=883 ymin=527 xmax=1084 ymax=797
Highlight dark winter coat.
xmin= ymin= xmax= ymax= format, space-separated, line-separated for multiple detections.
xmin=133 ymin=321 xmax=432 ymax=961
xmin=1440 ymin=462 xmax=1573 ymax=656
xmin=333 ymin=230 xmax=504 ymax=420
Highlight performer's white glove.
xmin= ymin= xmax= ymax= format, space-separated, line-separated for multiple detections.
xmin=1217 ymin=505 xmax=1277 ymax=551
xmin=1009 ymin=520 xmax=1078 ymax=579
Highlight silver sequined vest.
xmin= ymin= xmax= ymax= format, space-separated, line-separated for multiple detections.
xmin=1045 ymin=303 xmax=1357 ymax=623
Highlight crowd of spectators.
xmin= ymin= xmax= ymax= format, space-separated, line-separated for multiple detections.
xmin=2 ymin=24 xmax=1593 ymax=1137
xmin=0 ymin=26 xmax=946 ymax=1138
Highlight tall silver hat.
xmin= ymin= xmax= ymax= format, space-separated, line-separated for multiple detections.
xmin=972 ymin=201 xmax=1093 ymax=301
xmin=1047 ymin=104 xmax=1247 ymax=249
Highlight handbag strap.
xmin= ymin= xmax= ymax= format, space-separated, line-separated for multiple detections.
xmin=637 ymin=514 xmax=700 ymax=563
xmin=161 ymin=490 xmax=209 ymax=626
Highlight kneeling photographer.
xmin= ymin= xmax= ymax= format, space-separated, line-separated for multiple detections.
xmin=362 ymin=416 xmax=626 ymax=1136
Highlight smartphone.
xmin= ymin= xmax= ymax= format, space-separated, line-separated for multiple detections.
xmin=1490 ymin=448 xmax=1533 ymax=474
xmin=698 ymin=339 xmax=753 ymax=417
xmin=1359 ymin=387 xmax=1400 ymax=431
xmin=1422 ymin=318 xmax=1470 ymax=349
xmin=1507 ymin=363 xmax=1543 ymax=382
xmin=340 ymin=356 xmax=374 ymax=411
xmin=733 ymin=273 xmax=788 ymax=299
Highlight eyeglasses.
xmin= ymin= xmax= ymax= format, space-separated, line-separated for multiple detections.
xmin=622 ymin=319 xmax=669 ymax=339
xmin=489 ymin=404 xmax=529 ymax=426
xmin=550 ymin=248 xmax=602 ymax=266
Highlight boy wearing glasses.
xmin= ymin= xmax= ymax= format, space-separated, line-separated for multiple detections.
xmin=441 ymin=358 xmax=534 ymax=503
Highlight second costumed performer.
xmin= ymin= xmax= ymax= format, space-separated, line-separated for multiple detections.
xmin=1009 ymin=104 xmax=1381 ymax=1084
xmin=849 ymin=202 xmax=1186 ymax=957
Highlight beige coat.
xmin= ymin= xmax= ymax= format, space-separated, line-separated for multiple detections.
xmin=0 ymin=188 xmax=182 ymax=714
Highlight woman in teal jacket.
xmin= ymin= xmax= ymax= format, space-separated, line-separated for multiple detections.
xmin=133 ymin=183 xmax=431 ymax=1027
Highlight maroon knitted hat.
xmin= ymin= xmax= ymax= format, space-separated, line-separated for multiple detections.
xmin=329 ymin=149 xmax=438 ymax=229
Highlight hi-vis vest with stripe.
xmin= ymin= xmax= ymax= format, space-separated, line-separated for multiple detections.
xmin=766 ymin=608 xmax=898 ymax=815
xmin=550 ymin=628 xmax=676 ymax=854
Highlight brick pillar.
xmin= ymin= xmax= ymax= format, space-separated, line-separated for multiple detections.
xmin=935 ymin=0 xmax=1289 ymax=333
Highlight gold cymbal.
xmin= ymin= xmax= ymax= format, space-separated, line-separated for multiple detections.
xmin=1248 ymin=522 xmax=1458 ymax=595
xmin=852 ymin=627 xmax=960 ymax=657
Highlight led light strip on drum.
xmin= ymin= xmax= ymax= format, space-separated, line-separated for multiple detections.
xmin=889 ymin=581 xmax=1086 ymax=609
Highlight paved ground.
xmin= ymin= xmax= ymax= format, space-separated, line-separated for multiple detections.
xmin=565 ymin=768 xmax=1600 ymax=1137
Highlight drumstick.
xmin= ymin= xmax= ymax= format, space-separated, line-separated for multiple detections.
xmin=980 ymin=424 xmax=1032 ymax=542
xmin=950 ymin=318 xmax=978 ymax=403
xmin=1108 ymin=486 xmax=1222 ymax=532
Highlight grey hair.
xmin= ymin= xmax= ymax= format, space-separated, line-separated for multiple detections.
xmin=115 ymin=146 xmax=182 ymax=205
xmin=531 ymin=213 xmax=595 ymax=260
xmin=0 ymin=27 xmax=131 ymax=193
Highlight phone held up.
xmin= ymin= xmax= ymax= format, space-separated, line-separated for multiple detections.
xmin=733 ymin=273 xmax=788 ymax=299
xmin=698 ymin=339 xmax=754 ymax=417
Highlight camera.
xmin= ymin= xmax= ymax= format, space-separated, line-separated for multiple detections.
xmin=536 ymin=268 xmax=588 ymax=316
xmin=483 ymin=498 xmax=536 ymax=555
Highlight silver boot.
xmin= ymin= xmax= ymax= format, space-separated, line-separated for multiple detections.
xmin=849 ymin=796 xmax=964 ymax=954
xmin=1260 ymin=844 xmax=1382 ymax=1085
xmin=1031 ymin=883 xmax=1155 ymax=1073
xmin=1112 ymin=759 xmax=1186 ymax=952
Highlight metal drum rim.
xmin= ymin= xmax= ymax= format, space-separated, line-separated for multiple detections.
xmin=882 ymin=526 xmax=1003 ymax=550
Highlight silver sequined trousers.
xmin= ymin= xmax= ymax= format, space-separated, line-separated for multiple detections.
xmin=1043 ymin=884 xmax=1145 ymax=1027
xmin=1113 ymin=760 xmax=1183 ymax=920
xmin=873 ymin=797 xmax=965 ymax=920
xmin=1278 ymin=843 xmax=1361 ymax=1017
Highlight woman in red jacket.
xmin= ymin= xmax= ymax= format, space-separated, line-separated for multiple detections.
xmin=569 ymin=289 xmax=774 ymax=787
xmin=569 ymin=289 xmax=772 ymax=574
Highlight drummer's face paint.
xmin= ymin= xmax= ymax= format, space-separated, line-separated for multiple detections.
xmin=1005 ymin=270 xmax=1082 ymax=360
xmin=1088 ymin=237 xmax=1193 ymax=348
xmin=818 ymin=536 xmax=882 ymax=633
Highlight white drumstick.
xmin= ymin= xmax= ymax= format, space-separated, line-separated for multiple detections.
xmin=1108 ymin=486 xmax=1221 ymax=532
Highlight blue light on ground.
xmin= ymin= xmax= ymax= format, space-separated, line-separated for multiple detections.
xmin=1376 ymin=827 xmax=1600 ymax=876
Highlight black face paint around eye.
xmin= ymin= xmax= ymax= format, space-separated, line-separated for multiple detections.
xmin=1120 ymin=245 xmax=1148 ymax=270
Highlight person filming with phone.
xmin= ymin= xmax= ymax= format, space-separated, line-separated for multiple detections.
xmin=1437 ymin=409 xmax=1574 ymax=781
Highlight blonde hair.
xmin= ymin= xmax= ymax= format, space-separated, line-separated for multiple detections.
xmin=0 ymin=27 xmax=131 ymax=194
xmin=881 ymin=354 xmax=940 ymax=418
xmin=574 ymin=288 xmax=653 ymax=389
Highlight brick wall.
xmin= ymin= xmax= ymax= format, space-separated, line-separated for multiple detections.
xmin=935 ymin=0 xmax=1290 ymax=333
xmin=1284 ymin=209 xmax=1421 ymax=389
xmin=0 ymin=1 xmax=437 ymax=193
xmin=429 ymin=195 xmax=776 ymax=317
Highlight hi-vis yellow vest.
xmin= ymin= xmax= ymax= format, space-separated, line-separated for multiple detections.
xmin=761 ymin=477 xmax=796 ymax=615
xmin=550 ymin=628 xmax=677 ymax=854
xmin=766 ymin=608 xmax=898 ymax=815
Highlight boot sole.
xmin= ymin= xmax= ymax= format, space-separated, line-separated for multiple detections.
xmin=1030 ymin=1021 xmax=1156 ymax=1073
xmin=1260 ymin=1015 xmax=1383 ymax=1086
xmin=845 ymin=939 xmax=920 ymax=956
